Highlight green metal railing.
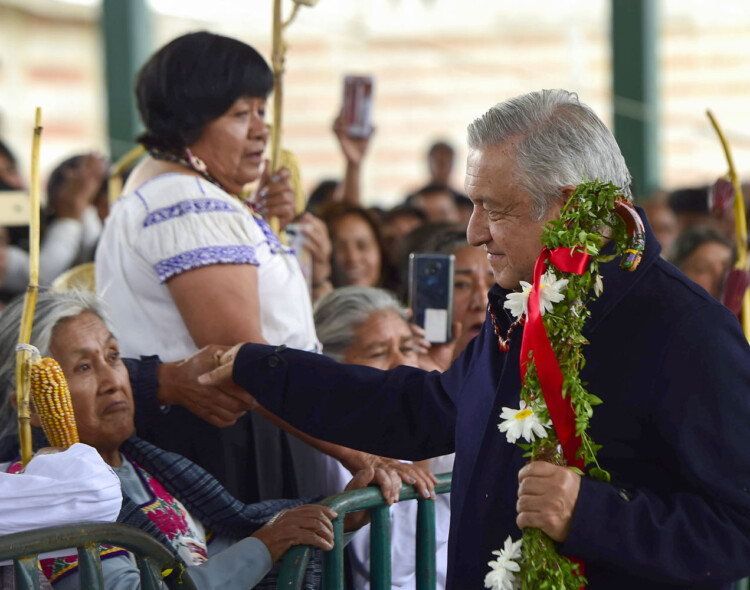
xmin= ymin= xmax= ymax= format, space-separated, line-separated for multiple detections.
xmin=0 ymin=522 xmax=194 ymax=590
xmin=278 ymin=473 xmax=452 ymax=590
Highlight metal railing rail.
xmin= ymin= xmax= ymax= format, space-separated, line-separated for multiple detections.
xmin=278 ymin=473 xmax=452 ymax=590
xmin=0 ymin=522 xmax=195 ymax=590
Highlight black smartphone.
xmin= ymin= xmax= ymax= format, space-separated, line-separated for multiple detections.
xmin=408 ymin=253 xmax=455 ymax=344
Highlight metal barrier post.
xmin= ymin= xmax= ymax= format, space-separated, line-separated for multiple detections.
xmin=369 ymin=506 xmax=392 ymax=590
xmin=415 ymin=497 xmax=437 ymax=590
xmin=278 ymin=473 xmax=452 ymax=590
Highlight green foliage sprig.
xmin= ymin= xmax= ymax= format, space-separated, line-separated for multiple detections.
xmin=486 ymin=179 xmax=634 ymax=590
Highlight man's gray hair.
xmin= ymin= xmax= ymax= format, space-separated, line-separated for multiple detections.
xmin=0 ymin=290 xmax=104 ymax=440
xmin=313 ymin=286 xmax=409 ymax=362
xmin=467 ymin=89 xmax=632 ymax=220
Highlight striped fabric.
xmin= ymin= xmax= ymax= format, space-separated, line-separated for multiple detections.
xmin=118 ymin=435 xmax=324 ymax=589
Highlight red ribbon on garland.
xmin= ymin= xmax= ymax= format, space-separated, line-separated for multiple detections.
xmin=520 ymin=246 xmax=590 ymax=471
xmin=520 ymin=246 xmax=590 ymax=587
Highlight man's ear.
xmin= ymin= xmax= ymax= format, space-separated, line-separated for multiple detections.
xmin=10 ymin=391 xmax=43 ymax=428
xmin=559 ymin=185 xmax=576 ymax=205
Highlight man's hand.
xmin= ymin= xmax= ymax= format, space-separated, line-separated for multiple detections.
xmin=197 ymin=343 xmax=242 ymax=389
xmin=516 ymin=461 xmax=581 ymax=542
xmin=158 ymin=345 xmax=256 ymax=427
xmin=252 ymin=504 xmax=337 ymax=563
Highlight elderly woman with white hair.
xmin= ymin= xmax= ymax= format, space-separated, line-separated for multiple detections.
xmin=312 ymin=285 xmax=452 ymax=590
xmin=0 ymin=290 xmax=375 ymax=590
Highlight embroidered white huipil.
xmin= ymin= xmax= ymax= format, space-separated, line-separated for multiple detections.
xmin=95 ymin=173 xmax=317 ymax=361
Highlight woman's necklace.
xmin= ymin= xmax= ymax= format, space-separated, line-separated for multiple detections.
xmin=148 ymin=147 xmax=225 ymax=191
xmin=487 ymin=302 xmax=524 ymax=353
xmin=147 ymin=147 xmax=263 ymax=215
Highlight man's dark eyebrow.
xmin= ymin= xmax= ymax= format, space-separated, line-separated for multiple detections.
xmin=455 ymin=270 xmax=473 ymax=275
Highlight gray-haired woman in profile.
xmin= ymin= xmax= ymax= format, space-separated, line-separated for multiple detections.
xmin=313 ymin=286 xmax=452 ymax=590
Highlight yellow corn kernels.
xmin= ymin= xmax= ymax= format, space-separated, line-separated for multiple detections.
xmin=30 ymin=357 xmax=79 ymax=449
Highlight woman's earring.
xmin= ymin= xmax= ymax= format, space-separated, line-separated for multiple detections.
xmin=185 ymin=148 xmax=208 ymax=173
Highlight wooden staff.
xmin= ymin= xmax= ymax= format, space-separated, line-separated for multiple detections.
xmin=269 ymin=0 xmax=318 ymax=234
xmin=16 ymin=108 xmax=43 ymax=466
xmin=108 ymin=144 xmax=145 ymax=204
xmin=707 ymin=109 xmax=750 ymax=341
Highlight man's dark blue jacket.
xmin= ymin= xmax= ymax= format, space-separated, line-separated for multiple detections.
xmin=233 ymin=219 xmax=750 ymax=589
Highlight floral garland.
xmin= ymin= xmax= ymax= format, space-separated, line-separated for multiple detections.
xmin=484 ymin=179 xmax=644 ymax=590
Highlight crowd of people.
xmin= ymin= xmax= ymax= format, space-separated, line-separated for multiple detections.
xmin=0 ymin=29 xmax=749 ymax=590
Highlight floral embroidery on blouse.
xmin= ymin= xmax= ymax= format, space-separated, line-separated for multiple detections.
xmin=36 ymin=455 xmax=208 ymax=585
xmin=126 ymin=454 xmax=209 ymax=566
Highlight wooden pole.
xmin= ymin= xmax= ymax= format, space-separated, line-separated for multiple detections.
xmin=707 ymin=109 xmax=750 ymax=341
xmin=269 ymin=0 xmax=284 ymax=236
xmin=16 ymin=108 xmax=43 ymax=466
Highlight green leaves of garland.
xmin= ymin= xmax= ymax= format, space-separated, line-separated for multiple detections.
xmin=517 ymin=178 xmax=630 ymax=589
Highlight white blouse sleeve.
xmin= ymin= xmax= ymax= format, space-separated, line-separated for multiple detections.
xmin=132 ymin=179 xmax=266 ymax=283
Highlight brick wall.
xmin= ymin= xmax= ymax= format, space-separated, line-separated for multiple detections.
xmin=1 ymin=0 xmax=749 ymax=208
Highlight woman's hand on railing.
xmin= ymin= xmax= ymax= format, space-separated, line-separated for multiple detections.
xmin=342 ymin=467 xmax=376 ymax=531
xmin=252 ymin=504 xmax=337 ymax=563
xmin=367 ymin=455 xmax=438 ymax=501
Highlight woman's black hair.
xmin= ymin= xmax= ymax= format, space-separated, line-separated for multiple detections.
xmin=0 ymin=139 xmax=16 ymax=165
xmin=136 ymin=31 xmax=273 ymax=152
xmin=46 ymin=154 xmax=108 ymax=215
xmin=667 ymin=226 xmax=732 ymax=270
xmin=322 ymin=204 xmax=389 ymax=289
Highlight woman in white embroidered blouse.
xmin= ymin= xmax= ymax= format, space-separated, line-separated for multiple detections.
xmin=95 ymin=32 xmax=436 ymax=506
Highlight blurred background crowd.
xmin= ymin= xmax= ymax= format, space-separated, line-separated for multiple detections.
xmin=1 ymin=1 xmax=750 ymax=588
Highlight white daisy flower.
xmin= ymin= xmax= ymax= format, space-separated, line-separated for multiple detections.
xmin=538 ymin=270 xmax=568 ymax=314
xmin=484 ymin=536 xmax=523 ymax=590
xmin=503 ymin=271 xmax=568 ymax=320
xmin=498 ymin=400 xmax=550 ymax=444
xmin=503 ymin=281 xmax=532 ymax=320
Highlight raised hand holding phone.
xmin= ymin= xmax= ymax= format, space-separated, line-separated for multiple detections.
xmin=408 ymin=253 xmax=455 ymax=344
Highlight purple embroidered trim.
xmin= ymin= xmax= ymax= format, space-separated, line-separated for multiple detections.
xmin=195 ymin=177 xmax=206 ymax=196
xmin=135 ymin=190 xmax=149 ymax=212
xmin=254 ymin=216 xmax=294 ymax=255
xmin=154 ymin=245 xmax=259 ymax=283
xmin=143 ymin=198 xmax=237 ymax=228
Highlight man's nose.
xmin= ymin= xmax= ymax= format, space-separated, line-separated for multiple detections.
xmin=466 ymin=207 xmax=488 ymax=247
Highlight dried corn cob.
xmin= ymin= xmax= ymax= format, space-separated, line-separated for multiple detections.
xmin=30 ymin=358 xmax=79 ymax=449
